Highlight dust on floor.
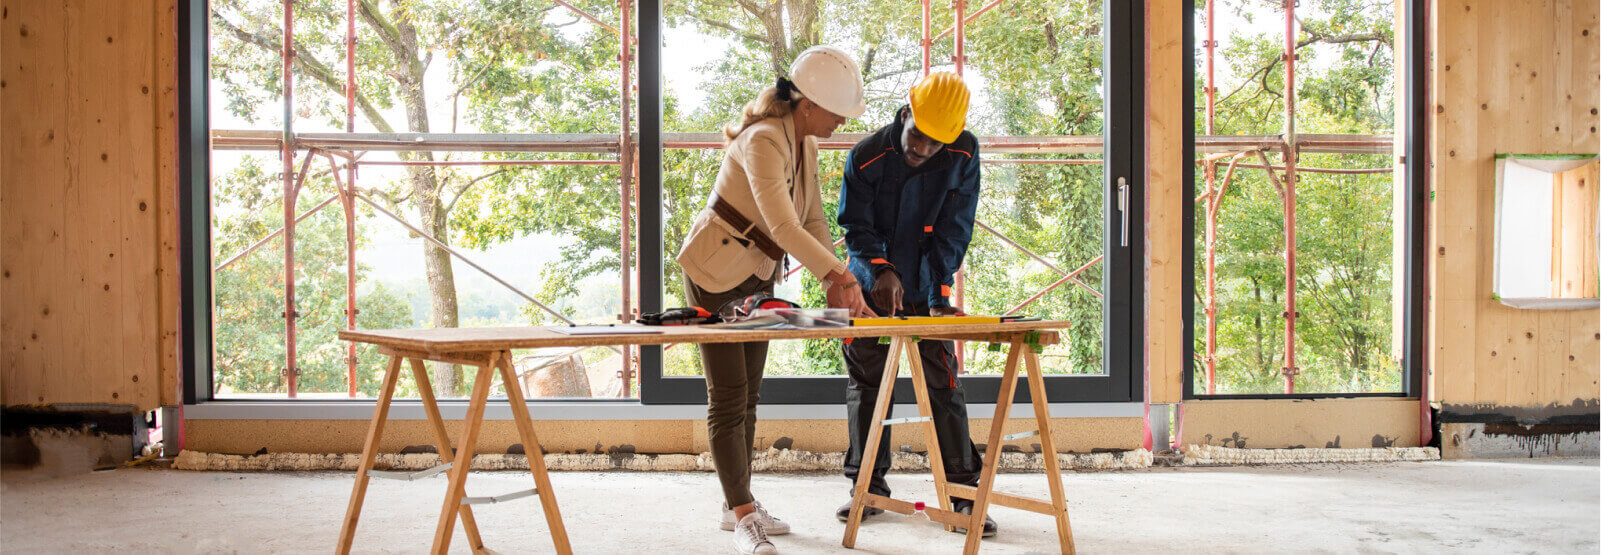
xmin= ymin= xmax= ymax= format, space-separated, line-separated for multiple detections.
xmin=2 ymin=458 xmax=1596 ymax=553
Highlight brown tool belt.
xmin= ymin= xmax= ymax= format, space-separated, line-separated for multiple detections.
xmin=709 ymin=193 xmax=785 ymax=261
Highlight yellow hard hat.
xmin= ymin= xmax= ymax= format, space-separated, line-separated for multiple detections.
xmin=908 ymin=72 xmax=970 ymax=144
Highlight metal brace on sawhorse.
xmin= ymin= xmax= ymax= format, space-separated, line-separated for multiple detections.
xmin=336 ymin=348 xmax=573 ymax=555
xmin=841 ymin=333 xmax=1076 ymax=554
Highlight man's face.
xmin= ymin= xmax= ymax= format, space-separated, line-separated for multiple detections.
xmin=899 ymin=111 xmax=946 ymax=167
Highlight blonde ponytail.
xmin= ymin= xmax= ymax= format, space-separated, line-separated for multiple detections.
xmin=723 ymin=86 xmax=800 ymax=144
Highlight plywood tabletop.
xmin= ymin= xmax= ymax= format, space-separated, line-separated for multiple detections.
xmin=338 ymin=320 xmax=1069 ymax=354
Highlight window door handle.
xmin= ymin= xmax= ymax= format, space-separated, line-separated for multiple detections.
xmin=1117 ymin=177 xmax=1129 ymax=247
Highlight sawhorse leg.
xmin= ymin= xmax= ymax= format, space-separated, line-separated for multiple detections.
xmin=337 ymin=354 xmax=404 ymax=554
xmin=960 ymin=341 xmax=1075 ymax=554
xmin=843 ymin=336 xmax=971 ymax=547
xmin=496 ymin=354 xmax=574 ymax=554
xmin=431 ymin=352 xmax=501 ymax=554
xmin=409 ymin=358 xmax=487 ymax=551
xmin=842 ymin=337 xmax=905 ymax=548
xmin=904 ymin=337 xmax=954 ymax=530
xmin=1023 ymin=346 xmax=1075 ymax=553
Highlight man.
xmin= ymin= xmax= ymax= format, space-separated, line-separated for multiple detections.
xmin=833 ymin=71 xmax=995 ymax=537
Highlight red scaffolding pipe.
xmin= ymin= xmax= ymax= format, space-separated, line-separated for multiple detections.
xmin=932 ymin=0 xmax=1006 ymax=41
xmin=952 ymin=0 xmax=966 ymax=76
xmin=921 ymin=0 xmax=932 ymax=75
xmin=1280 ymin=0 xmax=1300 ymax=394
xmin=618 ymin=0 xmax=636 ymax=396
xmin=282 ymin=0 xmax=299 ymax=398
xmin=326 ymin=155 xmax=361 ymax=396
xmin=345 ymin=0 xmax=355 ymax=132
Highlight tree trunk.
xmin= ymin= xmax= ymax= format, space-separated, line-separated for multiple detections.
xmin=386 ymin=4 xmax=462 ymax=396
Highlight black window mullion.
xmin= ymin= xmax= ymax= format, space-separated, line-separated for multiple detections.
xmin=637 ymin=0 xmax=667 ymax=402
xmin=180 ymin=0 xmax=212 ymax=404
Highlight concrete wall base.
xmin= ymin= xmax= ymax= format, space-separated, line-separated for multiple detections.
xmin=1441 ymin=422 xmax=1599 ymax=458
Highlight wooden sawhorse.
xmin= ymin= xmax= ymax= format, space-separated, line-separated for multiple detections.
xmin=841 ymin=333 xmax=1075 ymax=554
xmin=335 ymin=347 xmax=572 ymax=555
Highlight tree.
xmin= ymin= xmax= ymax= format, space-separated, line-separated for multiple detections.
xmin=211 ymin=155 xmax=414 ymax=396
xmin=212 ymin=0 xmax=627 ymax=395
xmin=1193 ymin=0 xmax=1398 ymax=393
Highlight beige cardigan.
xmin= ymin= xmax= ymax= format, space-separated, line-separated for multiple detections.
xmin=677 ymin=114 xmax=846 ymax=294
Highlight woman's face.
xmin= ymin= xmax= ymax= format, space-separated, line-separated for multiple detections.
xmin=796 ymin=99 xmax=847 ymax=139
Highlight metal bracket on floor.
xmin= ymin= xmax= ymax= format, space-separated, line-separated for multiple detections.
xmin=1003 ymin=429 xmax=1040 ymax=441
xmin=461 ymin=488 xmax=539 ymax=505
xmin=368 ymin=462 xmax=452 ymax=481
xmin=881 ymin=416 xmax=933 ymax=426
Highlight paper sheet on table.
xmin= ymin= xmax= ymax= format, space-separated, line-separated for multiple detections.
xmin=550 ymin=325 xmax=664 ymax=335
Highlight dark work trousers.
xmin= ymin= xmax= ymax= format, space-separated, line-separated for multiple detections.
xmin=842 ymin=304 xmax=982 ymax=502
xmin=685 ymin=272 xmax=776 ymax=508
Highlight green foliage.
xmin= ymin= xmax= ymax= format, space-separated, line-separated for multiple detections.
xmin=1193 ymin=0 xmax=1400 ymax=394
xmin=206 ymin=0 xmax=1397 ymax=397
xmin=211 ymin=156 xmax=415 ymax=396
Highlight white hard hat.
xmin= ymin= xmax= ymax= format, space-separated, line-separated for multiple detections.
xmin=788 ymin=46 xmax=867 ymax=119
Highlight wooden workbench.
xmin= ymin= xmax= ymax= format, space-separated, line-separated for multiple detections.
xmin=337 ymin=320 xmax=1073 ymax=554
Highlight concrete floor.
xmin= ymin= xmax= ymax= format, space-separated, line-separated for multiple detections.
xmin=2 ymin=459 xmax=1596 ymax=553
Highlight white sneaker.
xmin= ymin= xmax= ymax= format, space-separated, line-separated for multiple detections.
xmin=721 ymin=501 xmax=790 ymax=535
xmin=732 ymin=513 xmax=778 ymax=555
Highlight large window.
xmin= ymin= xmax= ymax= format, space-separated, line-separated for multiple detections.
xmin=184 ymin=0 xmax=1144 ymax=405
xmin=1184 ymin=0 xmax=1425 ymax=397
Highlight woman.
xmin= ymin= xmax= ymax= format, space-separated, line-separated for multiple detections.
xmin=676 ymin=45 xmax=876 ymax=555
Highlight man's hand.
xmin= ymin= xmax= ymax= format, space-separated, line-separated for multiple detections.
xmin=870 ymin=271 xmax=904 ymax=317
xmin=930 ymin=306 xmax=964 ymax=317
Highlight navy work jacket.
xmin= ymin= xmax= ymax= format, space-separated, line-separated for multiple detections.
xmin=837 ymin=115 xmax=981 ymax=308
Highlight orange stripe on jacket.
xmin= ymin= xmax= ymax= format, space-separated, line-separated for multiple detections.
xmin=947 ymin=148 xmax=973 ymax=158
xmin=857 ymin=147 xmax=894 ymax=170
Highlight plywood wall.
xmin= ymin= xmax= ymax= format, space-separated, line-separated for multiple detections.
xmin=1430 ymin=0 xmax=1600 ymax=413
xmin=0 ymin=0 xmax=179 ymax=411
xmin=1144 ymin=0 xmax=1185 ymax=405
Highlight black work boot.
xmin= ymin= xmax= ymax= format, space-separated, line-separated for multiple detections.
xmin=950 ymin=500 xmax=998 ymax=537
xmin=835 ymin=500 xmax=884 ymax=522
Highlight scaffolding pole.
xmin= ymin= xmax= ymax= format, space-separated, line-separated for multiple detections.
xmin=282 ymin=0 xmax=299 ymax=397
xmin=1280 ymin=0 xmax=1300 ymax=394
xmin=618 ymin=0 xmax=636 ymax=396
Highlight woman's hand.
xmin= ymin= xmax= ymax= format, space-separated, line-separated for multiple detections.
xmin=824 ymin=271 xmax=877 ymax=318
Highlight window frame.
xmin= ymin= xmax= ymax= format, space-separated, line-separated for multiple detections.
xmin=637 ymin=0 xmax=1146 ymax=405
xmin=181 ymin=0 xmax=1147 ymax=406
xmin=1179 ymin=0 xmax=1429 ymax=401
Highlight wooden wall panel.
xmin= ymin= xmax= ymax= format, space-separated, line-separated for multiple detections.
xmin=1 ymin=0 xmax=175 ymax=411
xmin=156 ymin=0 xmax=181 ymax=407
xmin=1430 ymin=0 xmax=1600 ymax=412
xmin=1144 ymin=0 xmax=1183 ymax=404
